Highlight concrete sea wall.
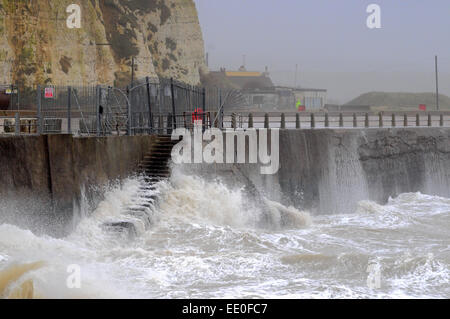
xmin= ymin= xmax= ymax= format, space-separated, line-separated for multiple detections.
xmin=0 ymin=135 xmax=156 ymax=236
xmin=188 ymin=128 xmax=450 ymax=215
xmin=276 ymin=128 xmax=450 ymax=214
xmin=1 ymin=128 xmax=449 ymax=235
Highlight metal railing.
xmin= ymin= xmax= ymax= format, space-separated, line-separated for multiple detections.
xmin=0 ymin=112 xmax=39 ymax=135
xmin=2 ymin=110 xmax=450 ymax=136
xmin=3 ymin=80 xmax=450 ymax=136
xmin=129 ymin=111 xmax=220 ymax=135
xmin=222 ymin=111 xmax=450 ymax=129
xmin=0 ymin=78 xmax=243 ymax=136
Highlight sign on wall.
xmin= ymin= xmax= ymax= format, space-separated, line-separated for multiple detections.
xmin=45 ymin=87 xmax=55 ymax=99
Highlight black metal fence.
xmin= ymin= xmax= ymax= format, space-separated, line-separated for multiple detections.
xmin=0 ymin=77 xmax=241 ymax=136
xmin=222 ymin=111 xmax=450 ymax=129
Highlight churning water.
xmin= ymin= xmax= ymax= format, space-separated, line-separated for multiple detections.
xmin=0 ymin=167 xmax=449 ymax=299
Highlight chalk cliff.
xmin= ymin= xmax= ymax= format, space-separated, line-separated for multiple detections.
xmin=0 ymin=0 xmax=206 ymax=87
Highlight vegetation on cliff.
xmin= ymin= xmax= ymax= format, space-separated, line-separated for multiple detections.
xmin=0 ymin=0 xmax=206 ymax=87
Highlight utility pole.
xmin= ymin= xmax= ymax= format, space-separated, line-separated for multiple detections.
xmin=435 ymin=55 xmax=439 ymax=111
xmin=294 ymin=64 xmax=298 ymax=88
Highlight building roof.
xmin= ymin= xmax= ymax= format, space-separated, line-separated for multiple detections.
xmin=226 ymin=75 xmax=274 ymax=90
xmin=274 ymin=86 xmax=327 ymax=92
xmin=205 ymin=67 xmax=275 ymax=90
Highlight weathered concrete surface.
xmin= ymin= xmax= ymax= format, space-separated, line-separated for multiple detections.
xmin=186 ymin=128 xmax=450 ymax=215
xmin=2 ymin=128 xmax=449 ymax=235
xmin=273 ymin=128 xmax=450 ymax=214
xmin=0 ymin=135 xmax=156 ymax=236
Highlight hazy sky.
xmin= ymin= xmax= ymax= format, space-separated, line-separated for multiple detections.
xmin=194 ymin=0 xmax=450 ymax=103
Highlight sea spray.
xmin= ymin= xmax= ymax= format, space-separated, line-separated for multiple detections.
xmin=0 ymin=176 xmax=448 ymax=298
xmin=158 ymin=170 xmax=311 ymax=229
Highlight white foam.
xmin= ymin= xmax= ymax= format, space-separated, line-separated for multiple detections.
xmin=0 ymin=174 xmax=449 ymax=299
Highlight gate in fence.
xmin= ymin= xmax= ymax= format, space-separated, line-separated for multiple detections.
xmin=0 ymin=79 xmax=247 ymax=136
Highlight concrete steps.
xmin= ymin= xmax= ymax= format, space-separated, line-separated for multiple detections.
xmin=101 ymin=135 xmax=181 ymax=238
xmin=139 ymin=136 xmax=180 ymax=178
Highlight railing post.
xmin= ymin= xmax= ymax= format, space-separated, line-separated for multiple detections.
xmin=96 ymin=85 xmax=101 ymax=136
xmin=248 ymin=113 xmax=254 ymax=128
xmin=167 ymin=113 xmax=173 ymax=135
xmin=264 ymin=113 xmax=269 ymax=129
xmin=404 ymin=114 xmax=408 ymax=127
xmin=391 ymin=113 xmax=396 ymax=127
xmin=217 ymin=87 xmax=220 ymax=110
xmin=214 ymin=112 xmax=218 ymax=128
xmin=219 ymin=88 xmax=223 ymax=129
xmin=127 ymin=86 xmax=132 ymax=136
xmin=202 ymin=110 xmax=206 ymax=131
xmin=324 ymin=113 xmax=329 ymax=128
xmin=67 ymin=86 xmax=72 ymax=134
xmin=296 ymin=113 xmax=300 ymax=129
xmin=232 ymin=113 xmax=237 ymax=129
xmin=158 ymin=114 xmax=164 ymax=134
xmin=365 ymin=113 xmax=369 ymax=128
xmin=166 ymin=113 xmax=173 ymax=135
xmin=208 ymin=112 xmax=212 ymax=129
xmin=416 ymin=114 xmax=420 ymax=127
xmin=203 ymin=87 xmax=206 ymax=110
xmin=311 ymin=113 xmax=315 ymax=128
xmin=440 ymin=114 xmax=444 ymax=127
xmin=170 ymin=78 xmax=177 ymax=130
xmin=379 ymin=112 xmax=383 ymax=127
xmin=37 ymin=85 xmax=42 ymax=134
xmin=428 ymin=113 xmax=432 ymax=127
xmin=202 ymin=87 xmax=206 ymax=132
xmin=281 ymin=113 xmax=286 ymax=129
xmin=15 ymin=112 xmax=20 ymax=135
xmin=146 ymin=76 xmax=153 ymax=133
xmin=353 ymin=113 xmax=357 ymax=128
xmin=339 ymin=113 xmax=344 ymax=127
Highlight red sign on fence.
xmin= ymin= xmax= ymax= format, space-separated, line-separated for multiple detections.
xmin=419 ymin=104 xmax=427 ymax=111
xmin=44 ymin=87 xmax=54 ymax=99
xmin=192 ymin=108 xmax=203 ymax=122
